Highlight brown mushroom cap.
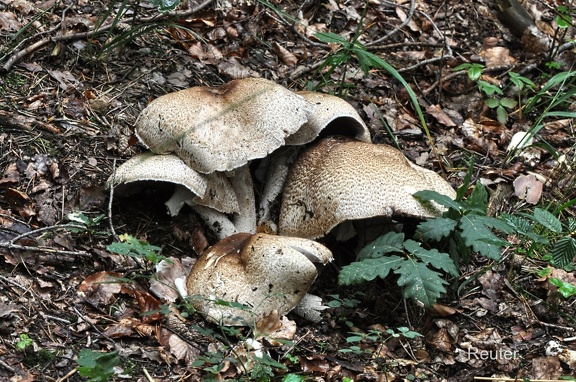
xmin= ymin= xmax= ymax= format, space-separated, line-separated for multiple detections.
xmin=285 ymin=91 xmax=371 ymax=145
xmin=106 ymin=152 xmax=239 ymax=214
xmin=278 ymin=137 xmax=457 ymax=239
xmin=134 ymin=78 xmax=312 ymax=174
xmin=186 ymin=232 xmax=333 ymax=326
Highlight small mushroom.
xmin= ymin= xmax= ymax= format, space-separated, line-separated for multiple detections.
xmin=285 ymin=91 xmax=371 ymax=145
xmin=278 ymin=137 xmax=457 ymax=239
xmin=186 ymin=232 xmax=333 ymax=326
xmin=106 ymin=152 xmax=251 ymax=238
xmin=134 ymin=77 xmax=312 ymax=174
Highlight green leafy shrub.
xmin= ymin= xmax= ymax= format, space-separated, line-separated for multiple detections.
xmin=76 ymin=349 xmax=120 ymax=382
xmin=106 ymin=233 xmax=167 ymax=265
xmin=339 ymin=180 xmax=514 ymax=307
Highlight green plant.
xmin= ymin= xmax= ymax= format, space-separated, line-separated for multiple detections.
xmin=76 ymin=349 xmax=120 ymax=382
xmin=501 ymin=207 xmax=576 ymax=269
xmin=339 ymin=327 xmax=422 ymax=355
xmin=16 ymin=334 xmax=33 ymax=350
xmin=340 ymin=174 xmax=514 ymax=306
xmin=506 ymin=69 xmax=576 ymax=163
xmin=549 ymin=277 xmax=576 ymax=298
xmin=454 ymin=63 xmax=536 ymax=124
xmin=106 ymin=233 xmax=167 ymax=265
xmin=311 ymin=6 xmax=433 ymax=146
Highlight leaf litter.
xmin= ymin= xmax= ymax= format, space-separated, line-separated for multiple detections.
xmin=0 ymin=0 xmax=575 ymax=381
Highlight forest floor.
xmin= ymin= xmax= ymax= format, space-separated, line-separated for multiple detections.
xmin=1 ymin=0 xmax=576 ymax=381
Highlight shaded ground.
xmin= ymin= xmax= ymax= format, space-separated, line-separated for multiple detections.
xmin=1 ymin=0 xmax=576 ymax=381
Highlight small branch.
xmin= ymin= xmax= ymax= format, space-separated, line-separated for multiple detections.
xmin=366 ymin=0 xmax=416 ymax=47
xmin=0 ymin=222 xmax=92 ymax=257
xmin=1 ymin=0 xmax=215 ymax=72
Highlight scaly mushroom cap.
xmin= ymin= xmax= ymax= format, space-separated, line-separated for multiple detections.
xmin=186 ymin=233 xmax=333 ymax=326
xmin=278 ymin=137 xmax=456 ymax=239
xmin=106 ymin=152 xmax=239 ymax=214
xmin=285 ymin=91 xmax=371 ymax=145
xmin=134 ymin=78 xmax=312 ymax=174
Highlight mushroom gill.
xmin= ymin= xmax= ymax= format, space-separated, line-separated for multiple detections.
xmin=186 ymin=233 xmax=333 ymax=326
xmin=278 ymin=136 xmax=457 ymax=240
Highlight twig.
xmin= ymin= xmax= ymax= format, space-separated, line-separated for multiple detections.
xmin=143 ymin=367 xmax=156 ymax=382
xmin=0 ymin=222 xmax=92 ymax=257
xmin=0 ymin=358 xmax=16 ymax=373
xmin=2 ymin=0 xmax=215 ymax=72
xmin=366 ymin=0 xmax=416 ymax=46
xmin=55 ymin=368 xmax=77 ymax=382
xmin=72 ymin=307 xmax=116 ymax=343
xmin=108 ymin=158 xmax=119 ymax=241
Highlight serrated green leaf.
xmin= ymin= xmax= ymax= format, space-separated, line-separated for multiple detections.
xmin=357 ymin=232 xmax=405 ymax=260
xmin=500 ymin=97 xmax=518 ymax=108
xmin=394 ymin=259 xmax=447 ymax=306
xmin=414 ymin=190 xmax=461 ymax=211
xmin=552 ymin=236 xmax=576 ymax=268
xmin=484 ymin=98 xmax=500 ymax=108
xmin=460 ymin=181 xmax=488 ymax=214
xmin=403 ymin=240 xmax=458 ymax=276
xmin=496 ymin=105 xmax=508 ymax=124
xmin=77 ymin=349 xmax=119 ymax=381
xmin=458 ymin=215 xmax=503 ymax=260
xmin=449 ymin=232 xmax=470 ymax=267
xmin=532 ymin=208 xmax=562 ymax=233
xmin=416 ymin=217 xmax=458 ymax=242
xmin=339 ymin=256 xmax=404 ymax=285
xmin=500 ymin=214 xmax=549 ymax=244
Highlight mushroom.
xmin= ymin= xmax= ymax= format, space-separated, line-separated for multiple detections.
xmin=278 ymin=136 xmax=457 ymax=240
xmin=109 ymin=78 xmax=318 ymax=238
xmin=134 ymin=77 xmax=313 ymax=174
xmin=106 ymin=152 xmax=249 ymax=237
xmin=285 ymin=91 xmax=371 ymax=145
xmin=257 ymin=92 xmax=372 ymax=233
xmin=186 ymin=232 xmax=333 ymax=326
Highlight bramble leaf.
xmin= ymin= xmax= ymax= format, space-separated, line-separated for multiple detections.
xmin=394 ymin=259 xmax=447 ymax=306
xmin=339 ymin=255 xmax=404 ymax=285
xmin=532 ymin=208 xmax=562 ymax=233
xmin=403 ymin=240 xmax=458 ymax=276
xmin=416 ymin=217 xmax=458 ymax=242
xmin=458 ymin=215 xmax=503 ymax=260
xmin=552 ymin=236 xmax=576 ymax=268
xmin=414 ymin=190 xmax=461 ymax=211
xmin=357 ymin=232 xmax=405 ymax=260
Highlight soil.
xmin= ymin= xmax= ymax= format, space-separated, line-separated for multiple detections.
xmin=1 ymin=0 xmax=575 ymax=381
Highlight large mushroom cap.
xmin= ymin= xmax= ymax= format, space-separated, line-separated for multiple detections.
xmin=134 ymin=77 xmax=312 ymax=174
xmin=285 ymin=91 xmax=371 ymax=145
xmin=278 ymin=137 xmax=457 ymax=239
xmin=186 ymin=232 xmax=333 ymax=326
xmin=106 ymin=152 xmax=239 ymax=215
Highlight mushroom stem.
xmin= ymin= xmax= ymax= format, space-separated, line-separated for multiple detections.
xmin=192 ymin=205 xmax=239 ymax=239
xmin=229 ymin=165 xmax=257 ymax=234
xmin=165 ymin=185 xmax=196 ymax=217
xmin=257 ymin=147 xmax=300 ymax=234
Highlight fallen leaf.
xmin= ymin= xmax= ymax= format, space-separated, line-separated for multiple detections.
xmin=513 ymin=174 xmax=543 ymax=204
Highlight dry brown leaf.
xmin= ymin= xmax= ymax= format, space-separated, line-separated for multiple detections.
xmin=77 ymin=271 xmax=123 ymax=307
xmin=478 ymin=46 xmax=516 ymax=67
xmin=0 ymin=163 xmax=20 ymax=186
xmin=273 ymin=43 xmax=298 ymax=66
xmin=0 ymin=11 xmax=21 ymax=32
xmin=513 ymin=174 xmax=543 ymax=204
xmin=426 ymin=104 xmax=457 ymax=127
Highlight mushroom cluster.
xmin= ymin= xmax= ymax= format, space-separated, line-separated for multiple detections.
xmin=107 ymin=77 xmax=455 ymax=325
